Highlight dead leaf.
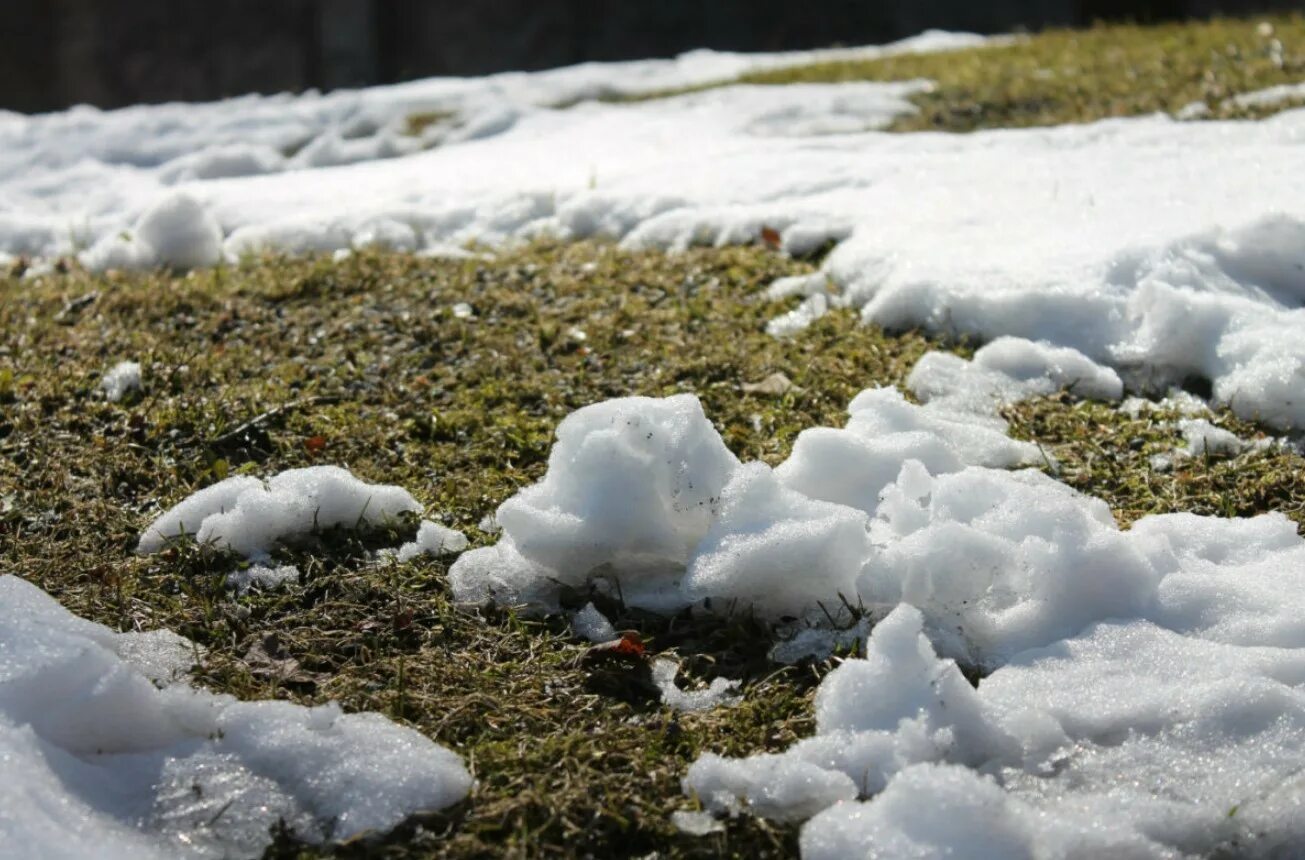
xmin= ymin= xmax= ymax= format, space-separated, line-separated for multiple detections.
xmin=759 ymin=226 xmax=782 ymax=249
xmin=742 ymin=372 xmax=800 ymax=397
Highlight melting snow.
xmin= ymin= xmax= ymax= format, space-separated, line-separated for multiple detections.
xmin=137 ymin=466 xmax=422 ymax=560
xmin=0 ymin=575 xmax=471 ymax=858
xmin=451 ymin=366 xmax=1305 ymax=856
xmin=99 ymin=361 xmax=142 ymax=402
xmin=6 ymin=30 xmax=1304 ymax=426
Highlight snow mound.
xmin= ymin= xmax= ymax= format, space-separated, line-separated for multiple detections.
xmin=449 ymin=394 xmax=740 ymax=609
xmin=99 ymin=360 xmax=142 ymax=402
xmin=865 ymin=464 xmax=1159 ymax=665
xmin=907 ymin=337 xmax=1123 ymax=415
xmin=776 ymin=386 xmax=1040 ymax=517
xmin=684 ymin=507 xmax=1305 ymax=858
xmin=683 ymin=462 xmax=870 ymax=619
xmin=0 ymin=575 xmax=471 ymax=859
xmin=137 ymin=466 xmax=422 ymax=560
xmin=81 ymin=192 xmax=223 ymax=272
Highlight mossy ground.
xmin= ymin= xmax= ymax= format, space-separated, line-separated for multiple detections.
xmin=625 ymin=14 xmax=1305 ymax=130
xmin=3 ymin=242 xmax=1302 ymax=858
xmin=7 ymin=13 xmax=1305 ymax=860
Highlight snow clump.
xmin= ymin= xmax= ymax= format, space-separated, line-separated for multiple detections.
xmin=137 ymin=466 xmax=422 ymax=560
xmin=449 ymin=394 xmax=740 ymax=610
xmin=906 ymin=336 xmax=1123 ymax=415
xmin=99 ymin=360 xmax=142 ymax=402
xmin=0 ymin=574 xmax=471 ymax=859
xmin=227 ymin=564 xmax=300 ymax=594
xmin=81 ymin=192 xmax=223 ymax=272
xmin=387 ymin=519 xmax=469 ymax=562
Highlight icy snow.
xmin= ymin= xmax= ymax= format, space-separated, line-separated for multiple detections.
xmin=99 ymin=360 xmax=142 ymax=402
xmin=0 ymin=574 xmax=471 ymax=859
xmin=227 ymin=563 xmax=300 ymax=594
xmin=137 ymin=466 xmax=422 ymax=560
xmin=571 ymin=602 xmax=618 ymax=643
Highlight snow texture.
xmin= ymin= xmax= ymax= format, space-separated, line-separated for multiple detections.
xmin=684 ymin=503 xmax=1305 ymax=857
xmin=137 ymin=466 xmax=422 ymax=560
xmin=99 ymin=361 xmax=142 ymax=402
xmin=449 ymin=394 xmax=741 ymax=610
xmin=907 ymin=337 xmax=1123 ymax=415
xmin=0 ymin=574 xmax=471 ymax=859
xmin=451 ymin=381 xmax=1305 ymax=856
xmin=227 ymin=564 xmax=300 ymax=594
xmin=571 ymin=602 xmax=618 ymax=643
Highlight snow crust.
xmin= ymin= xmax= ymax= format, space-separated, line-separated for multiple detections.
xmin=137 ymin=466 xmax=422 ymax=559
xmin=0 ymin=574 xmax=471 ymax=859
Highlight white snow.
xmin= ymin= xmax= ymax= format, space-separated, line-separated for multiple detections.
xmin=571 ymin=602 xmax=618 ymax=643
xmin=447 ymin=379 xmax=1305 ymax=856
xmin=0 ymin=574 xmax=471 ymax=859
xmin=1230 ymin=81 xmax=1305 ymax=110
xmin=651 ymin=659 xmax=741 ymax=713
xmin=387 ymin=519 xmax=469 ymax=562
xmin=907 ymin=337 xmax=1123 ymax=415
xmin=137 ymin=466 xmax=422 ymax=560
xmin=450 ymin=394 xmax=740 ymax=610
xmin=99 ymin=361 xmax=142 ymax=402
xmin=6 ymin=32 xmax=1305 ymax=426
xmin=227 ymin=563 xmax=300 ymax=594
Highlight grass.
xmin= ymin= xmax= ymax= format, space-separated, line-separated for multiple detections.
xmin=9 ymin=13 xmax=1305 ymax=859
xmin=3 ymin=242 xmax=1303 ymax=858
xmin=621 ymin=14 xmax=1305 ymax=131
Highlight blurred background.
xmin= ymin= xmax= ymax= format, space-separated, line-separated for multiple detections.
xmin=3 ymin=0 xmax=1300 ymax=112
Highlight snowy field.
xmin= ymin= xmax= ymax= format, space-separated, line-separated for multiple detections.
xmin=4 ymin=18 xmax=1305 ymax=860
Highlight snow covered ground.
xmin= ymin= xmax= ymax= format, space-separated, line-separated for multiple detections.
xmin=6 ymin=25 xmax=1305 ymax=859
xmin=5 ymin=29 xmax=1304 ymax=427
xmin=452 ymin=350 xmax=1305 ymax=857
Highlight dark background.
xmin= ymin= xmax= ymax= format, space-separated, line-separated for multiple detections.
xmin=3 ymin=0 xmax=1301 ymax=113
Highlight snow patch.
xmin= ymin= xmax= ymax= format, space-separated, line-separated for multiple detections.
xmin=0 ymin=575 xmax=471 ymax=859
xmin=137 ymin=466 xmax=422 ymax=560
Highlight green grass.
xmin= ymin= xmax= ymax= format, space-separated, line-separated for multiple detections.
xmin=3 ymin=243 xmax=1302 ymax=858
xmin=623 ymin=15 xmax=1305 ymax=131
